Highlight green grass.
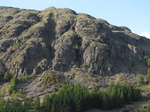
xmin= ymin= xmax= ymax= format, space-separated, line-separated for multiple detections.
xmin=0 ymin=13 xmax=14 ymax=17
xmin=112 ymin=30 xmax=125 ymax=33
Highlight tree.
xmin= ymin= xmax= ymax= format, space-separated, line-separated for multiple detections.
xmin=147 ymin=58 xmax=150 ymax=67
xmin=144 ymin=56 xmax=150 ymax=67
xmin=43 ymin=95 xmax=51 ymax=112
xmin=34 ymin=96 xmax=40 ymax=110
xmin=147 ymin=68 xmax=150 ymax=84
xmin=148 ymin=105 xmax=150 ymax=112
xmin=101 ymin=92 xmax=109 ymax=110
xmin=8 ymin=75 xmax=17 ymax=94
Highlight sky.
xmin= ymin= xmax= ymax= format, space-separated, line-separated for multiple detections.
xmin=0 ymin=0 xmax=150 ymax=38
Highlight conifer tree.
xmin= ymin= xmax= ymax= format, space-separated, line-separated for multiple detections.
xmin=147 ymin=105 xmax=150 ymax=112
xmin=147 ymin=58 xmax=150 ymax=67
xmin=147 ymin=68 xmax=150 ymax=84
xmin=8 ymin=75 xmax=17 ymax=94
xmin=120 ymin=90 xmax=125 ymax=105
xmin=43 ymin=95 xmax=51 ymax=112
xmin=34 ymin=96 xmax=40 ymax=110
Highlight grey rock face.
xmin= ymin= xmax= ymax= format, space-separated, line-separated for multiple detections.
xmin=0 ymin=61 xmax=6 ymax=79
xmin=0 ymin=7 xmax=150 ymax=77
xmin=52 ymin=30 xmax=77 ymax=71
xmin=83 ymin=42 xmax=108 ymax=75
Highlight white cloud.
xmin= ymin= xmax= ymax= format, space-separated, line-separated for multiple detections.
xmin=139 ymin=31 xmax=150 ymax=39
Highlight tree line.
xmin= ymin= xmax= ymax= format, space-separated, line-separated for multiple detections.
xmin=43 ymin=82 xmax=141 ymax=112
xmin=0 ymin=82 xmax=142 ymax=112
xmin=0 ymin=98 xmax=30 ymax=112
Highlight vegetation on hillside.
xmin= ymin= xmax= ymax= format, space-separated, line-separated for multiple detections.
xmin=144 ymin=56 xmax=150 ymax=84
xmin=0 ymin=82 xmax=141 ymax=112
xmin=43 ymin=83 xmax=141 ymax=112
xmin=0 ymin=98 xmax=30 ymax=112
xmin=8 ymin=75 xmax=17 ymax=94
xmin=3 ymin=71 xmax=13 ymax=82
xmin=136 ymin=74 xmax=144 ymax=84
xmin=145 ymin=56 xmax=150 ymax=67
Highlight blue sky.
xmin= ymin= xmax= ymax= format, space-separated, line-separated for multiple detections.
xmin=1 ymin=0 xmax=150 ymax=38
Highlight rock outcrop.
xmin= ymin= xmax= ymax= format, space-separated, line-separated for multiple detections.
xmin=0 ymin=7 xmax=150 ymax=78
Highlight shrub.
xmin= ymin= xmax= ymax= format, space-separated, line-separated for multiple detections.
xmin=82 ymin=64 xmax=88 ymax=68
xmin=72 ymin=65 xmax=77 ymax=68
xmin=144 ymin=56 xmax=150 ymax=67
xmin=136 ymin=74 xmax=144 ymax=84
xmin=3 ymin=71 xmax=13 ymax=82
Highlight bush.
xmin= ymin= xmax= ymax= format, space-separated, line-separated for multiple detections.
xmin=3 ymin=71 xmax=13 ymax=82
xmin=136 ymin=74 xmax=144 ymax=84
xmin=82 ymin=64 xmax=88 ymax=68
xmin=144 ymin=56 xmax=150 ymax=67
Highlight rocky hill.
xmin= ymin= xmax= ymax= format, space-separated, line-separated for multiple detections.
xmin=0 ymin=6 xmax=150 ymax=77
xmin=0 ymin=7 xmax=150 ymax=95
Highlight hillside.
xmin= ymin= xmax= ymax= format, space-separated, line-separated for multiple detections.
xmin=0 ymin=7 xmax=150 ymax=111
xmin=1 ymin=7 xmax=150 ymax=76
